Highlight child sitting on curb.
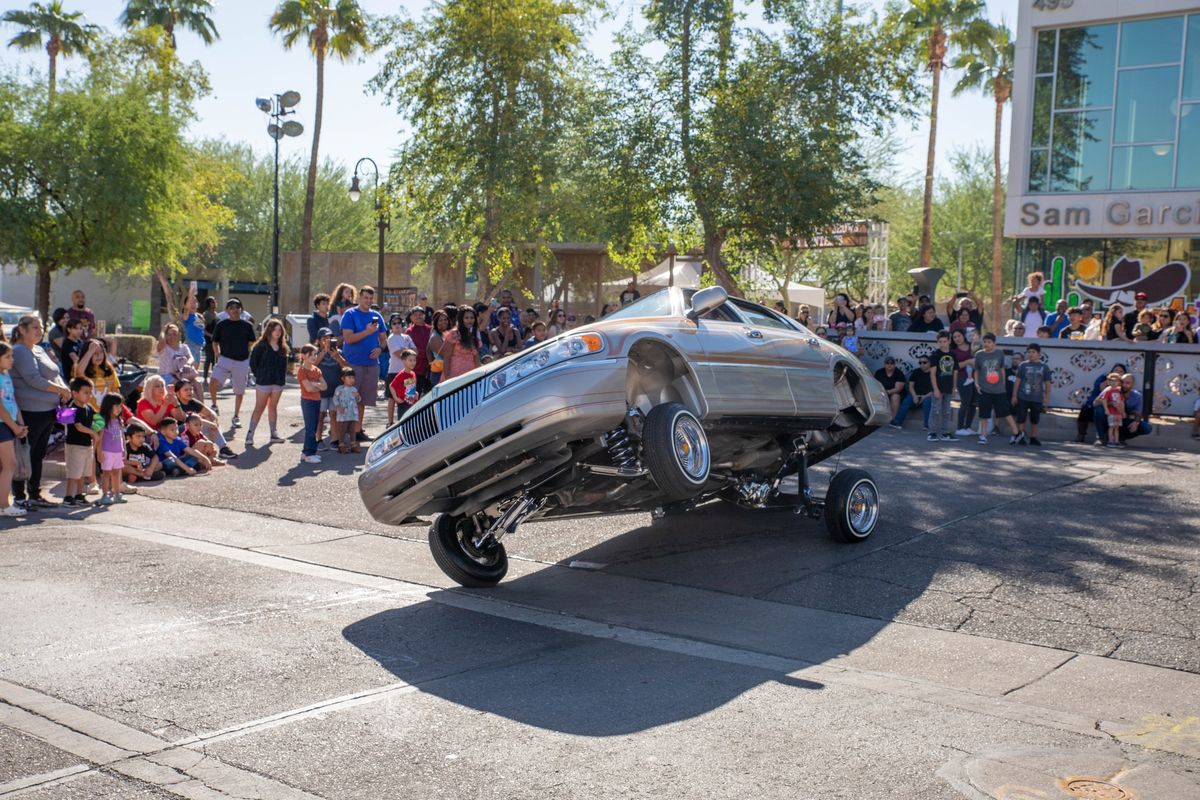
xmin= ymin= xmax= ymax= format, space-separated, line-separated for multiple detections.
xmin=155 ymin=417 xmax=209 ymax=477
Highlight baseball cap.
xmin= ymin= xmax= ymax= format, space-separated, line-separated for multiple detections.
xmin=884 ymin=356 xmax=896 ymax=364
xmin=316 ymin=326 xmax=333 ymax=338
xmin=225 ymin=297 xmax=242 ymax=308
xmin=410 ymin=305 xmax=425 ymax=315
xmin=1135 ymin=291 xmax=1148 ymax=300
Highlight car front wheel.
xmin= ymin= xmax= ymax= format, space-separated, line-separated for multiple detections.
xmin=428 ymin=513 xmax=508 ymax=587
xmin=823 ymin=468 xmax=879 ymax=543
xmin=643 ymin=402 xmax=710 ymax=501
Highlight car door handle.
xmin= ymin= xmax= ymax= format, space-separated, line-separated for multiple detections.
xmin=745 ymin=329 xmax=764 ymax=339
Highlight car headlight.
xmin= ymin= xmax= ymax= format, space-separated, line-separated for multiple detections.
xmin=366 ymin=427 xmax=405 ymax=465
xmin=484 ymin=333 xmax=606 ymax=397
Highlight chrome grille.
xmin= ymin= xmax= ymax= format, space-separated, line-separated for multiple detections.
xmin=435 ymin=379 xmax=487 ymax=430
xmin=400 ymin=404 xmax=439 ymax=446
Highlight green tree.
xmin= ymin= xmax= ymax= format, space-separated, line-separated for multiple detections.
xmin=119 ymin=1 xmax=218 ymax=112
xmin=954 ymin=18 xmax=1014 ymax=330
xmin=890 ymin=0 xmax=983 ymax=271
xmin=641 ymin=0 xmax=911 ymax=294
xmin=370 ymin=0 xmax=587 ymax=301
xmin=270 ymin=0 xmax=370 ymax=307
xmin=0 ymin=47 xmax=223 ymax=317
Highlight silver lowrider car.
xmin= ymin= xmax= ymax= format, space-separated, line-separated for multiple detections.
xmin=360 ymin=286 xmax=891 ymax=587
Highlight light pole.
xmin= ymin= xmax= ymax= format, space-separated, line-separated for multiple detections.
xmin=348 ymin=157 xmax=389 ymax=309
xmin=940 ymin=231 xmax=965 ymax=293
xmin=256 ymin=91 xmax=303 ymax=315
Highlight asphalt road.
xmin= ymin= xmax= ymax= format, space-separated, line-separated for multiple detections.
xmin=1 ymin=385 xmax=1198 ymax=799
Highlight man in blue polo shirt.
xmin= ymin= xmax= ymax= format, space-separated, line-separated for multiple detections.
xmin=339 ymin=285 xmax=388 ymax=441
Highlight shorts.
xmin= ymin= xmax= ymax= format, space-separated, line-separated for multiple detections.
xmin=351 ymin=364 xmax=380 ymax=406
xmin=65 ymin=443 xmax=94 ymax=480
xmin=976 ymin=392 xmax=1010 ymax=419
xmin=211 ymin=357 xmax=250 ymax=396
xmin=0 ymin=425 xmax=13 ymax=444
xmin=100 ymin=450 xmax=125 ymax=471
xmin=1015 ymin=400 xmax=1042 ymax=424
xmin=1107 ymin=413 xmax=1123 ymax=427
xmin=319 ymin=397 xmax=332 ymax=414
xmin=255 ymin=384 xmax=285 ymax=395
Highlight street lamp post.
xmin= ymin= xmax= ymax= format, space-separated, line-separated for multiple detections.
xmin=256 ymin=91 xmax=303 ymax=315
xmin=940 ymin=231 xmax=965 ymax=293
xmin=349 ymin=157 xmax=389 ymax=309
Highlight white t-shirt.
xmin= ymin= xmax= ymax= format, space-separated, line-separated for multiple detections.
xmin=158 ymin=342 xmax=193 ymax=379
xmin=387 ymin=332 xmax=415 ymax=374
xmin=1020 ymin=286 xmax=1046 ymax=303
xmin=1022 ymin=309 xmax=1046 ymax=331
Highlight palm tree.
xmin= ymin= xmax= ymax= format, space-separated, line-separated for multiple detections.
xmin=2 ymin=1 xmax=100 ymax=102
xmin=954 ymin=19 xmax=1014 ymax=331
xmin=2 ymin=1 xmax=100 ymax=315
xmin=119 ymin=0 xmax=217 ymax=50
xmin=896 ymin=0 xmax=983 ymax=271
xmin=270 ymin=0 xmax=370 ymax=309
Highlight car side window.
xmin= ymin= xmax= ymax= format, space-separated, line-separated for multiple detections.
xmin=701 ymin=302 xmax=743 ymax=323
xmin=734 ymin=302 xmax=793 ymax=331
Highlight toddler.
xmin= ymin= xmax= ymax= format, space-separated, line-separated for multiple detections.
xmin=1099 ymin=373 xmax=1125 ymax=448
xmin=0 ymin=343 xmax=28 ymax=517
xmin=332 ymin=368 xmax=361 ymax=454
xmin=183 ymin=414 xmax=226 ymax=466
xmin=97 ymin=395 xmax=128 ymax=505
xmin=63 ymin=377 xmax=97 ymax=507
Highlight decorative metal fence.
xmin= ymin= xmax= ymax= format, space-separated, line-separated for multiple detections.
xmin=857 ymin=331 xmax=1200 ymax=418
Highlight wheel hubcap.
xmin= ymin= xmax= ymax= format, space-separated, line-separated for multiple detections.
xmin=672 ymin=414 xmax=709 ymax=481
xmin=847 ymin=480 xmax=879 ymax=534
xmin=456 ymin=519 xmax=500 ymax=566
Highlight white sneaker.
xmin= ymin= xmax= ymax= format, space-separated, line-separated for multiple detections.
xmin=269 ymin=431 xmax=285 ymax=443
xmin=2 ymin=505 xmax=25 ymax=517
xmin=244 ymin=431 xmax=254 ymax=446
xmin=232 ymin=415 xmax=242 ymax=429
xmin=301 ymin=454 xmax=322 ymax=464
xmin=955 ymin=428 xmax=974 ymax=437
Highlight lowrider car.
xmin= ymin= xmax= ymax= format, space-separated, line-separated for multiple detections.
xmin=359 ymin=286 xmax=891 ymax=587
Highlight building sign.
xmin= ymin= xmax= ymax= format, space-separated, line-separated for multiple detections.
xmin=1011 ymin=194 xmax=1200 ymax=238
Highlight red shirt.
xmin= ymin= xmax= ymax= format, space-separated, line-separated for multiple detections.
xmin=136 ymin=398 xmax=176 ymax=428
xmin=389 ymin=370 xmax=419 ymax=405
xmin=298 ymin=364 xmax=323 ymax=401
xmin=406 ymin=324 xmax=431 ymax=374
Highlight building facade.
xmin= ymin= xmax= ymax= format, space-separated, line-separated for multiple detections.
xmin=1006 ymin=0 xmax=1200 ymax=312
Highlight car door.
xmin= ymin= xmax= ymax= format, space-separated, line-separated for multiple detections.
xmin=732 ymin=301 xmax=838 ymax=421
xmin=692 ymin=300 xmax=795 ymax=417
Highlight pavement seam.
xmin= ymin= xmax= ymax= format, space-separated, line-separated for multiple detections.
xmin=1001 ymin=652 xmax=1079 ymax=696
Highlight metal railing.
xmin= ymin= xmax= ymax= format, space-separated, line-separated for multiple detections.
xmin=857 ymin=331 xmax=1200 ymax=418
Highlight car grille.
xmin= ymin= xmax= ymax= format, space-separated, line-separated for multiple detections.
xmin=400 ymin=380 xmax=487 ymax=447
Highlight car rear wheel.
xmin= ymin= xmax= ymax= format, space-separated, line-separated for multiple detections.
xmin=428 ymin=513 xmax=508 ymax=587
xmin=823 ymin=469 xmax=879 ymax=543
xmin=643 ymin=402 xmax=710 ymax=501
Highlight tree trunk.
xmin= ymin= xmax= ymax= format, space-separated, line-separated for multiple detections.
xmin=155 ymin=268 xmax=181 ymax=328
xmin=299 ymin=46 xmax=325 ymax=310
xmin=919 ymin=33 xmax=946 ymax=270
xmin=35 ymin=264 xmax=52 ymax=319
xmin=46 ymin=44 xmax=57 ymax=103
xmin=990 ymin=94 xmax=1004 ymax=332
xmin=704 ymin=230 xmax=738 ymax=296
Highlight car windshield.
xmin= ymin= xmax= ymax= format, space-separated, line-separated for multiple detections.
xmin=601 ymin=290 xmax=676 ymax=321
xmin=0 ymin=310 xmax=31 ymax=325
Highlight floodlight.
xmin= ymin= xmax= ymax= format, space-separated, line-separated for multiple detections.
xmin=267 ymin=123 xmax=284 ymax=140
xmin=255 ymin=96 xmax=272 ymax=113
xmin=282 ymin=120 xmax=304 ymax=137
xmin=279 ymin=90 xmax=301 ymax=109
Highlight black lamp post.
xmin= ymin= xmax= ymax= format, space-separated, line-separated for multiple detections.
xmin=349 ymin=157 xmax=389 ymax=309
xmin=256 ymin=91 xmax=303 ymax=315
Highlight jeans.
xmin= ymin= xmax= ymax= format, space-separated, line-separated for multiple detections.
xmin=1093 ymin=414 xmax=1151 ymax=442
xmin=893 ymin=395 xmax=931 ymax=428
xmin=300 ymin=398 xmax=321 ymax=456
xmin=956 ymin=379 xmax=977 ymax=430
xmin=1077 ymin=404 xmax=1094 ymax=439
xmin=930 ymin=393 xmax=953 ymax=435
xmin=12 ymin=408 xmax=56 ymax=502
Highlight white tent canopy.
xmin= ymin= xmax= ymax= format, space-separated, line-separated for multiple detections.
xmin=604 ymin=256 xmax=704 ymax=290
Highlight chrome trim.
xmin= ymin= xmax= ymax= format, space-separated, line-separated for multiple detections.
xmin=673 ymin=414 xmax=709 ymax=480
xmin=398 ymin=380 xmax=488 ymax=447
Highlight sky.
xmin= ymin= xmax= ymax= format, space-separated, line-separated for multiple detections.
xmin=0 ymin=0 xmax=1019 ymax=186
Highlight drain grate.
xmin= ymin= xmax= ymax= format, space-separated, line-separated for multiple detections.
xmin=1057 ymin=778 xmax=1135 ymax=800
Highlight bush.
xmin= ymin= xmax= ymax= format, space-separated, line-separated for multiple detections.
xmin=111 ymin=334 xmax=156 ymax=365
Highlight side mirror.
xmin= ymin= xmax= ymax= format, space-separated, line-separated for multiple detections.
xmin=687 ymin=286 xmax=729 ymax=321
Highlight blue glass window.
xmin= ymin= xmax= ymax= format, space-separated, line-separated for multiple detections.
xmin=1029 ymin=150 xmax=1049 ymax=192
xmin=1056 ymin=25 xmax=1117 ymax=109
xmin=1033 ymin=76 xmax=1052 ymax=147
xmin=1177 ymin=108 xmax=1200 ymax=187
xmin=1119 ymin=16 xmax=1183 ymax=67
xmin=1111 ymin=145 xmax=1175 ymax=190
xmin=1184 ymin=15 xmax=1200 ymax=100
xmin=1052 ymin=111 xmax=1111 ymax=192
xmin=1036 ymin=30 xmax=1056 ymax=74
xmin=1114 ymin=66 xmax=1180 ymax=143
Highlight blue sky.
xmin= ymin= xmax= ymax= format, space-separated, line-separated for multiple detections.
xmin=1 ymin=0 xmax=1018 ymax=185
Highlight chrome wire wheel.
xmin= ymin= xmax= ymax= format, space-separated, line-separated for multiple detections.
xmin=672 ymin=413 xmax=709 ymax=482
xmin=846 ymin=479 xmax=879 ymax=535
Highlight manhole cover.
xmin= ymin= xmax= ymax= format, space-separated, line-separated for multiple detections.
xmin=1057 ymin=778 xmax=1134 ymax=800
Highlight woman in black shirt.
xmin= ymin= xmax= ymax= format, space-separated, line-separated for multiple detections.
xmin=246 ymin=319 xmax=290 ymax=446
